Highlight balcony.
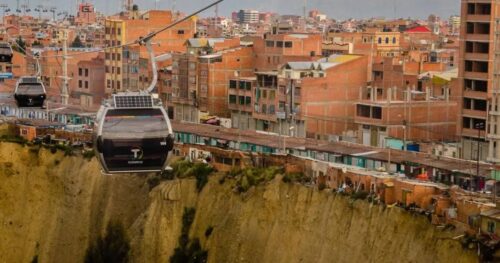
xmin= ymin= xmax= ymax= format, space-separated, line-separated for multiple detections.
xmin=467 ymin=14 xmax=491 ymax=22
xmin=252 ymin=112 xmax=277 ymax=122
xmin=464 ymin=71 xmax=489 ymax=80
xmin=462 ymin=109 xmax=488 ymax=119
xmin=465 ymin=52 xmax=489 ymax=61
xmin=463 ymin=89 xmax=489 ymax=99
xmin=465 ymin=34 xmax=490 ymax=42
xmin=354 ymin=115 xmax=385 ymax=126
xmin=461 ymin=127 xmax=486 ymax=138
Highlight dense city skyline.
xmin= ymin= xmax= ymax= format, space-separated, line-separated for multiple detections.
xmin=0 ymin=0 xmax=460 ymax=19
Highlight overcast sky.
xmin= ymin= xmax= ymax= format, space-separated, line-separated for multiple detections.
xmin=1 ymin=0 xmax=460 ymax=20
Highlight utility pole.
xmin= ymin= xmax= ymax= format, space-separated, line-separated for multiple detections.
xmin=475 ymin=122 xmax=485 ymax=192
xmin=61 ymin=29 xmax=69 ymax=105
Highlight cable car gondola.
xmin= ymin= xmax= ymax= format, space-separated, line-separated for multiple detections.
xmin=0 ymin=42 xmax=13 ymax=63
xmin=92 ymin=0 xmax=223 ymax=174
xmin=94 ymin=93 xmax=174 ymax=174
xmin=14 ymin=76 xmax=46 ymax=107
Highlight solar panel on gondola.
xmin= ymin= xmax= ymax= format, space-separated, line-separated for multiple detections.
xmin=114 ymin=95 xmax=154 ymax=109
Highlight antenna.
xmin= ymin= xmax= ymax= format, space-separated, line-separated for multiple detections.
xmin=215 ymin=3 xmax=219 ymax=18
xmin=303 ymin=0 xmax=307 ymax=20
xmin=172 ymin=0 xmax=176 ymax=14
xmin=60 ymin=30 xmax=70 ymax=105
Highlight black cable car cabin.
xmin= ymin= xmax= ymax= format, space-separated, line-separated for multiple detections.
xmin=0 ymin=42 xmax=13 ymax=63
xmin=94 ymin=93 xmax=174 ymax=174
xmin=14 ymin=77 xmax=47 ymax=107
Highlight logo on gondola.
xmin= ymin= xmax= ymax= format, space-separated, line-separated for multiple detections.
xmin=131 ymin=147 xmax=143 ymax=160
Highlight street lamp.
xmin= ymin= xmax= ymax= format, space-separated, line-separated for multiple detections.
xmin=474 ymin=121 xmax=485 ymax=192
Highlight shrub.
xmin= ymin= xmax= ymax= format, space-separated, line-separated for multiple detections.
xmin=82 ymin=150 xmax=95 ymax=160
xmin=170 ymin=208 xmax=208 ymax=263
xmin=170 ymin=160 xmax=214 ymax=192
xmin=283 ymin=172 xmax=310 ymax=184
xmin=351 ymin=191 xmax=369 ymax=200
xmin=84 ymin=221 xmax=130 ymax=263
xmin=205 ymin=226 xmax=214 ymax=238
xmin=233 ymin=167 xmax=283 ymax=193
xmin=147 ymin=176 xmax=161 ymax=191
xmin=50 ymin=146 xmax=57 ymax=154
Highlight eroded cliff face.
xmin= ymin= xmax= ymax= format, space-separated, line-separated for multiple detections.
xmin=0 ymin=142 xmax=477 ymax=263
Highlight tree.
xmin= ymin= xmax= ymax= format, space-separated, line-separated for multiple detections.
xmin=71 ymin=36 xmax=84 ymax=48
xmin=15 ymin=36 xmax=26 ymax=54
xmin=32 ymin=40 xmax=44 ymax=47
xmin=84 ymin=221 xmax=130 ymax=263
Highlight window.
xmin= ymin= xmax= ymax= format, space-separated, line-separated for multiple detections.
xmin=229 ymin=95 xmax=237 ymax=104
xmin=270 ymin=90 xmax=276 ymax=99
xmin=117 ymin=54 xmax=121 ymax=61
xmin=463 ymin=98 xmax=472 ymax=109
xmin=284 ymin=41 xmax=293 ymax=48
xmin=266 ymin=40 xmax=274 ymax=47
xmin=117 ymin=81 xmax=121 ymax=90
xmin=117 ymin=28 xmax=121 ymax=35
xmin=178 ymin=30 xmax=185 ymax=35
xmin=357 ymin=105 xmax=370 ymax=118
xmin=85 ymin=81 xmax=89 ymax=89
xmin=372 ymin=107 xmax=382 ymax=119
xmin=107 ymin=79 xmax=111 ymax=88
xmin=85 ymin=68 xmax=89 ymax=77
xmin=475 ymin=99 xmax=487 ymax=111
xmin=112 ymin=53 xmax=115 ymax=60
xmin=378 ymin=37 xmax=382 ymax=44
xmin=78 ymin=80 xmax=82 ymax=88
xmin=117 ymin=67 xmax=121 ymax=75
xmin=488 ymin=221 xmax=496 ymax=234
xmin=385 ymin=37 xmax=389 ymax=44
xmin=392 ymin=37 xmax=396 ymax=44
xmin=239 ymin=96 xmax=245 ymax=105
xmin=105 ymin=66 xmax=109 ymax=73
xmin=245 ymin=96 xmax=251 ymax=105
xmin=78 ymin=68 xmax=83 ymax=76
xmin=229 ymin=80 xmax=237 ymax=89
xmin=277 ymin=41 xmax=284 ymax=48
xmin=105 ymin=52 xmax=110 ymax=60
xmin=262 ymin=104 xmax=267 ymax=113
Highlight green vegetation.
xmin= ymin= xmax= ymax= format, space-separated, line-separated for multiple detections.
xmin=351 ymin=190 xmax=369 ymax=200
xmin=171 ymin=160 xmax=214 ymax=192
xmin=82 ymin=150 xmax=95 ymax=160
xmin=204 ymin=226 xmax=214 ymax=238
xmin=146 ymin=160 xmax=214 ymax=192
xmin=0 ymin=135 xmax=28 ymax=145
xmin=282 ymin=172 xmax=310 ymax=184
xmin=170 ymin=208 xmax=208 ymax=263
xmin=71 ymin=36 xmax=84 ymax=48
xmin=228 ymin=167 xmax=283 ymax=193
xmin=84 ymin=221 xmax=130 ymax=263
xmin=14 ymin=36 xmax=26 ymax=54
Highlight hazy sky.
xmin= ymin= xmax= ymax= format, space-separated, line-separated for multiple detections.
xmin=0 ymin=0 xmax=460 ymax=20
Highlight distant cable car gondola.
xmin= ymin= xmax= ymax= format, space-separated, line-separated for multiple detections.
xmin=14 ymin=76 xmax=47 ymax=107
xmin=0 ymin=42 xmax=13 ymax=63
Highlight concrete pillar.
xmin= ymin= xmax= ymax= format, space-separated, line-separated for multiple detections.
xmin=373 ymin=87 xmax=378 ymax=101
xmin=387 ymin=87 xmax=392 ymax=103
xmin=425 ymin=87 xmax=430 ymax=101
